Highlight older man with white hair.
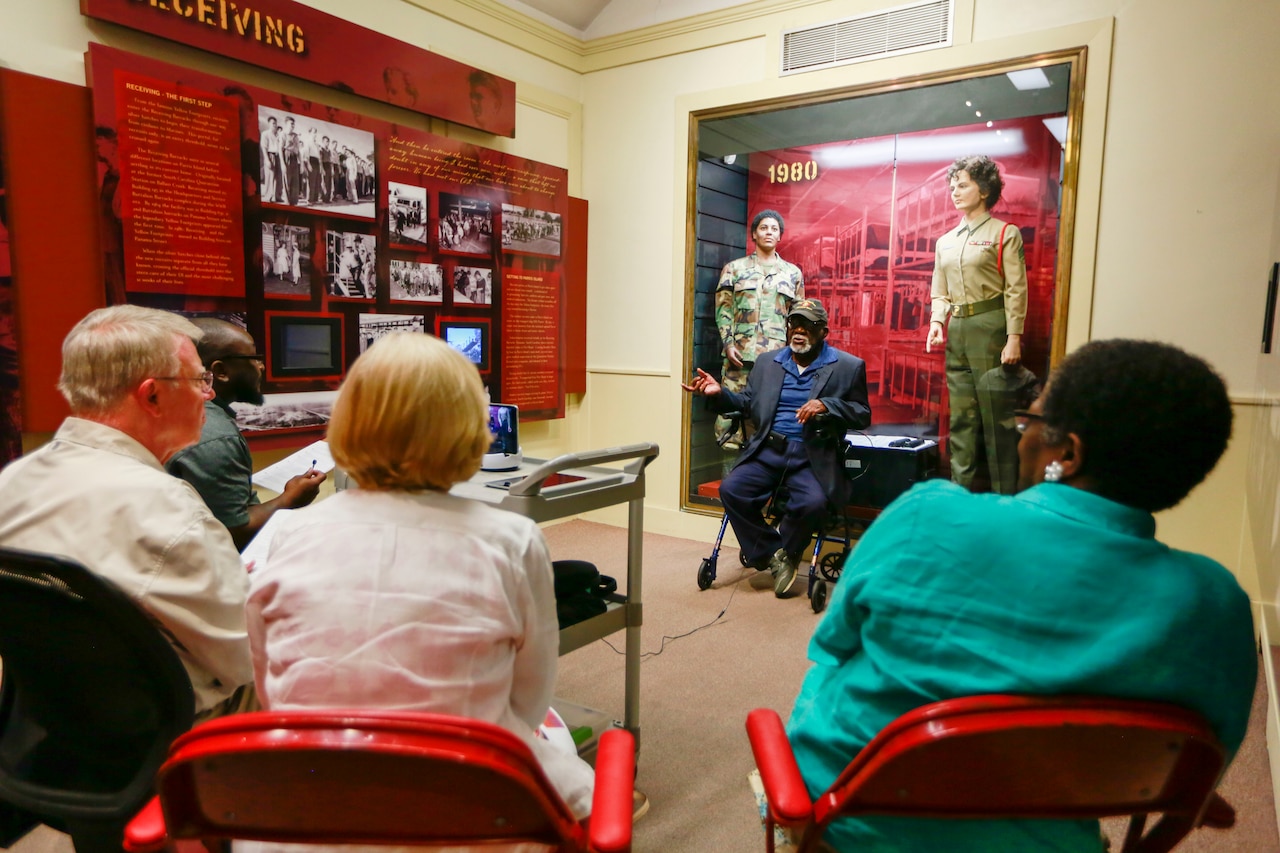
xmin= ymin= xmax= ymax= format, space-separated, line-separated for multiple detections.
xmin=0 ymin=305 xmax=253 ymax=717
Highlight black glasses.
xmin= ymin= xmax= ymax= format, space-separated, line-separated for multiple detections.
xmin=155 ymin=371 xmax=214 ymax=390
xmin=1013 ymin=409 xmax=1045 ymax=434
xmin=787 ymin=317 xmax=821 ymax=332
xmin=217 ymin=353 xmax=265 ymax=363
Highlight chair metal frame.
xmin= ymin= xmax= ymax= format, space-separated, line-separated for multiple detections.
xmin=124 ymin=708 xmax=635 ymax=853
xmin=747 ymin=694 xmax=1235 ymax=853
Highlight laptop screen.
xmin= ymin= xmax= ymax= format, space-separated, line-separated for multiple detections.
xmin=488 ymin=403 xmax=518 ymax=455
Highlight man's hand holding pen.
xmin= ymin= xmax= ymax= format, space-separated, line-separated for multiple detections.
xmin=281 ymin=461 xmax=326 ymax=508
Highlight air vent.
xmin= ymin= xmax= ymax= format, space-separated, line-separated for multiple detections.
xmin=781 ymin=0 xmax=952 ymax=75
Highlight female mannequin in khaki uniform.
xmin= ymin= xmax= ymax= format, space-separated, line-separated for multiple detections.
xmin=925 ymin=155 xmax=1028 ymax=493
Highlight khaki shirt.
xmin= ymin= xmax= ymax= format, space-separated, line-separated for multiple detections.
xmin=0 ymin=417 xmax=252 ymax=713
xmin=715 ymin=252 xmax=804 ymax=363
xmin=929 ymin=215 xmax=1028 ymax=335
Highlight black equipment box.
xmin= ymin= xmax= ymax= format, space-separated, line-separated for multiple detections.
xmin=843 ymin=436 xmax=940 ymax=510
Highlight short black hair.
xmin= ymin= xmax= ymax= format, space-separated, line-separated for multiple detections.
xmin=1040 ymin=339 xmax=1232 ymax=513
xmin=751 ymin=209 xmax=784 ymax=236
xmin=948 ymin=155 xmax=1004 ymax=210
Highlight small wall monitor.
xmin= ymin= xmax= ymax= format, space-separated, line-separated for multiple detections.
xmin=266 ymin=312 xmax=345 ymax=381
xmin=437 ymin=317 xmax=490 ymax=372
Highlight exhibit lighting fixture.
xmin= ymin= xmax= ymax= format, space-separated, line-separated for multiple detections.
xmin=1006 ymin=68 xmax=1052 ymax=90
xmin=1042 ymin=116 xmax=1068 ymax=145
xmin=723 ymin=154 xmax=737 ymax=165
xmin=814 ymin=129 xmax=1027 ymax=169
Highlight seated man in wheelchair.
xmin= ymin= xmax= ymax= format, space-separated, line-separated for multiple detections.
xmin=684 ymin=298 xmax=871 ymax=597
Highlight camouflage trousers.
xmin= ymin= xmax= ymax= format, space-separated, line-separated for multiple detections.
xmin=715 ymin=360 xmax=755 ymax=454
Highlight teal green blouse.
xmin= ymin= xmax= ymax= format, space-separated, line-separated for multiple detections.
xmin=787 ymin=480 xmax=1256 ymax=852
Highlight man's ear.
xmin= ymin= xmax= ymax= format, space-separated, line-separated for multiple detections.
xmin=209 ymin=358 xmax=230 ymax=382
xmin=134 ymin=378 xmax=163 ymax=416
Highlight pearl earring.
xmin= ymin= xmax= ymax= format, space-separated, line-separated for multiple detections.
xmin=1044 ymin=460 xmax=1064 ymax=483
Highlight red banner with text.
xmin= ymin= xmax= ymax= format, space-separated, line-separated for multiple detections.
xmin=81 ymin=0 xmax=516 ymax=136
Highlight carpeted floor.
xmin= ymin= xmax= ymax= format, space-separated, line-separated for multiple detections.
xmin=10 ymin=519 xmax=1278 ymax=852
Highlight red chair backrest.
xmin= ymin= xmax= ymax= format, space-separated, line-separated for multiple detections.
xmin=815 ymin=694 xmax=1225 ymax=830
xmin=153 ymin=709 xmax=586 ymax=850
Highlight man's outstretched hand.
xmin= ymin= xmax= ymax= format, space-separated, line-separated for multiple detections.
xmin=682 ymin=368 xmax=722 ymax=397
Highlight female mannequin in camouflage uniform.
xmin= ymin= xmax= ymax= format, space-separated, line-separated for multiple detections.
xmin=714 ymin=209 xmax=804 ymax=449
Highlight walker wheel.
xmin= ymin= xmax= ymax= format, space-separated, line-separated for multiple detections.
xmin=697 ymin=557 xmax=716 ymax=591
xmin=819 ymin=551 xmax=845 ymax=583
xmin=811 ymin=579 xmax=829 ymax=614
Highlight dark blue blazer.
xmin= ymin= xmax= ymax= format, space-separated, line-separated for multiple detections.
xmin=712 ymin=344 xmax=871 ymax=505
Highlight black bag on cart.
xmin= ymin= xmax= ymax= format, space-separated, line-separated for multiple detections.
xmin=552 ymin=559 xmax=618 ymax=629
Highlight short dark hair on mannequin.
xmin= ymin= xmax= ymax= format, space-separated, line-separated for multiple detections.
xmin=751 ymin=209 xmax=785 ymax=237
xmin=947 ymin=155 xmax=1004 ymax=210
xmin=1040 ymin=339 xmax=1232 ymax=513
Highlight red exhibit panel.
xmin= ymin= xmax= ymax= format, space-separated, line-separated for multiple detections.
xmin=112 ymin=71 xmax=246 ymax=297
xmin=84 ymin=44 xmax=573 ymax=426
xmin=562 ymin=196 xmax=587 ymax=395
xmin=0 ymin=70 xmax=105 ymax=432
xmin=500 ymin=268 xmax=562 ymax=418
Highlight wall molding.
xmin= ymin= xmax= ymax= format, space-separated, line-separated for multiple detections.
xmin=402 ymin=0 xmax=957 ymax=73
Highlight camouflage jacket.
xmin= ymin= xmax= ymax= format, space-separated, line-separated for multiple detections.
xmin=715 ymin=253 xmax=804 ymax=363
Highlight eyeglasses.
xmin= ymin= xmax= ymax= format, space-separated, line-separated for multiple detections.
xmin=155 ymin=371 xmax=214 ymax=390
xmin=1013 ymin=409 xmax=1045 ymax=434
xmin=787 ymin=318 xmax=821 ymax=332
xmin=218 ymin=353 xmax=266 ymax=363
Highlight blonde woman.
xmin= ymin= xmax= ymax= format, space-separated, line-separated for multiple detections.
xmin=245 ymin=333 xmax=594 ymax=832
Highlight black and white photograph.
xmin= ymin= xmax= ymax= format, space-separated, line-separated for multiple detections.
xmin=389 ymin=259 xmax=443 ymax=303
xmin=232 ymin=390 xmax=337 ymax=432
xmin=326 ymin=231 xmax=378 ymax=299
xmin=258 ymin=105 xmax=376 ymax=220
xmin=452 ymin=265 xmax=493 ymax=305
xmin=388 ymin=182 xmax=428 ymax=247
xmin=261 ymin=223 xmax=312 ymax=298
xmin=501 ymin=204 xmax=562 ymax=257
xmin=358 ymin=313 xmax=425 ymax=353
xmin=438 ymin=193 xmax=493 ymax=255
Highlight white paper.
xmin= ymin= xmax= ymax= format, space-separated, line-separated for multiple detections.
xmin=241 ymin=508 xmax=292 ymax=572
xmin=251 ymin=439 xmax=334 ymax=493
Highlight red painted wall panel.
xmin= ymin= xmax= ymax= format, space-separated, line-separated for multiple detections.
xmin=0 ymin=70 xmax=106 ymax=432
xmin=564 ymin=196 xmax=587 ymax=394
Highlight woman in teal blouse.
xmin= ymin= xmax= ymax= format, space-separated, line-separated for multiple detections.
xmin=787 ymin=339 xmax=1256 ymax=852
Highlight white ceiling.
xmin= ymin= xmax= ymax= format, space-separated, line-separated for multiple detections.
xmin=491 ymin=0 xmax=755 ymax=40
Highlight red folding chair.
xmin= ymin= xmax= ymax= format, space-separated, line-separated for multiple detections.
xmin=123 ymin=709 xmax=634 ymax=853
xmin=747 ymin=695 xmax=1236 ymax=853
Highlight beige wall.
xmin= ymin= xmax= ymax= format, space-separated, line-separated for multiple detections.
xmin=569 ymin=0 xmax=1280 ymax=614
xmin=4 ymin=0 xmax=1279 ymax=609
